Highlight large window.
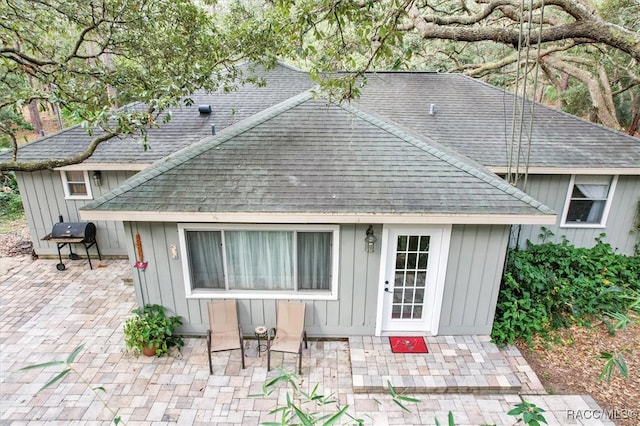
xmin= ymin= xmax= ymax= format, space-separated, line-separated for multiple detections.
xmin=562 ymin=175 xmax=617 ymax=227
xmin=179 ymin=224 xmax=339 ymax=299
xmin=61 ymin=170 xmax=93 ymax=200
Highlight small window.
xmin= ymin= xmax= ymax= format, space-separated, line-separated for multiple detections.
xmin=179 ymin=224 xmax=339 ymax=300
xmin=61 ymin=170 xmax=93 ymax=200
xmin=562 ymin=175 xmax=617 ymax=227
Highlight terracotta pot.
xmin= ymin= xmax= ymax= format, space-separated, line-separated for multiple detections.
xmin=142 ymin=342 xmax=157 ymax=357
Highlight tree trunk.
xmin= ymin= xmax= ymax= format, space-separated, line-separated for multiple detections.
xmin=27 ymin=101 xmax=44 ymax=136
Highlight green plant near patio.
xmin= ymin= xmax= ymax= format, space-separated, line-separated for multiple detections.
xmin=492 ymin=230 xmax=640 ymax=346
xmin=507 ymin=401 xmax=548 ymax=426
xmin=19 ymin=344 xmax=124 ymax=425
xmin=251 ymin=369 xmax=419 ymax=425
xmin=123 ymin=304 xmax=183 ymax=357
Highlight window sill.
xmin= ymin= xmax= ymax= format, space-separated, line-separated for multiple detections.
xmin=64 ymin=195 xmax=93 ymax=201
xmin=560 ymin=223 xmax=607 ymax=229
xmin=186 ymin=289 xmax=338 ymax=301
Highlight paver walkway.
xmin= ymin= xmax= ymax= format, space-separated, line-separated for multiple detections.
xmin=0 ymin=256 xmax=616 ymax=425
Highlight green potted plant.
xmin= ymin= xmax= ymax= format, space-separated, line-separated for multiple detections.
xmin=123 ymin=304 xmax=184 ymax=357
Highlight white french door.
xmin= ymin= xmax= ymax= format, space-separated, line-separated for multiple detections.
xmin=377 ymin=225 xmax=451 ymax=335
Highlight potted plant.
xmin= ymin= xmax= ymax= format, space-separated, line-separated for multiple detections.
xmin=123 ymin=304 xmax=184 ymax=357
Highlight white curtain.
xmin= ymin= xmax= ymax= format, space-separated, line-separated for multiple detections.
xmin=225 ymin=231 xmax=294 ymax=290
xmin=297 ymin=232 xmax=331 ymax=290
xmin=185 ymin=231 xmax=224 ymax=289
xmin=575 ymin=183 xmax=608 ymax=222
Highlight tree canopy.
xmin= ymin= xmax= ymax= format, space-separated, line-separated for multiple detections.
xmin=1 ymin=0 xmax=639 ymax=172
xmin=272 ymin=0 xmax=640 ymax=132
xmin=0 ymin=0 xmax=283 ymax=171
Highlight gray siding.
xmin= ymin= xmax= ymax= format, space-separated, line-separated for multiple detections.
xmin=125 ymin=222 xmax=382 ymax=337
xmin=513 ymin=175 xmax=639 ymax=254
xmin=16 ymin=170 xmax=136 ymax=257
xmin=438 ymin=224 xmax=510 ymax=335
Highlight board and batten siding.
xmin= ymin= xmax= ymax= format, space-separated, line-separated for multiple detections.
xmin=15 ymin=170 xmax=135 ymax=256
xmin=512 ymin=175 xmax=639 ymax=255
xmin=126 ymin=221 xmax=514 ymax=337
xmin=438 ymin=224 xmax=511 ymax=335
xmin=124 ymin=222 xmax=382 ymax=336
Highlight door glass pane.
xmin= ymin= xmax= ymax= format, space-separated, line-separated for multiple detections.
xmin=391 ymin=233 xmax=430 ymax=321
xmin=406 ymin=272 xmax=415 ymax=286
xmin=402 ymin=305 xmax=412 ymax=318
xmin=407 ymin=253 xmax=417 ymax=269
xmin=409 ymin=236 xmax=419 ymax=251
xmin=414 ymin=306 xmax=423 ymax=318
xmin=397 ymin=235 xmax=407 ymax=251
xmin=395 ymin=272 xmax=405 ymax=286
xmin=392 ymin=305 xmax=401 ymax=318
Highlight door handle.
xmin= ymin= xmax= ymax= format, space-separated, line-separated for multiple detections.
xmin=384 ymin=280 xmax=392 ymax=293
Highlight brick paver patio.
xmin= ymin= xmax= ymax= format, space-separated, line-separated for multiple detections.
xmin=0 ymin=256 xmax=614 ymax=425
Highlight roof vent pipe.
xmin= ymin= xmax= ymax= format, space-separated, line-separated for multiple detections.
xmin=429 ymin=104 xmax=436 ymax=115
xmin=211 ymin=124 xmax=216 ymax=135
xmin=198 ymin=105 xmax=212 ymax=114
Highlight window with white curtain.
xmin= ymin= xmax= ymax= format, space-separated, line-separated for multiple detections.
xmin=179 ymin=224 xmax=339 ymax=299
xmin=562 ymin=175 xmax=617 ymax=227
xmin=60 ymin=170 xmax=93 ymax=200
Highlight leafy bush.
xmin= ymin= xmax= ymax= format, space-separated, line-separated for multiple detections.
xmin=492 ymin=232 xmax=640 ymax=345
xmin=0 ymin=172 xmax=24 ymax=221
xmin=123 ymin=304 xmax=183 ymax=357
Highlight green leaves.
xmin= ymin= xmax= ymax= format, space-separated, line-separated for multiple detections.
xmin=492 ymin=234 xmax=640 ymax=346
xmin=507 ymin=401 xmax=547 ymax=426
xmin=19 ymin=344 xmax=124 ymax=424
xmin=599 ymin=350 xmax=630 ymax=382
xmin=123 ymin=304 xmax=183 ymax=357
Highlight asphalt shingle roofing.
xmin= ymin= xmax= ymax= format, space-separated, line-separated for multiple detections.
xmin=81 ymin=91 xmax=553 ymax=219
xmin=354 ymin=72 xmax=640 ymax=169
xmin=3 ymin=64 xmax=314 ymax=165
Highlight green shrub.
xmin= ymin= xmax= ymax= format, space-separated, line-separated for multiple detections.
xmin=492 ymin=232 xmax=640 ymax=345
xmin=0 ymin=172 xmax=24 ymax=221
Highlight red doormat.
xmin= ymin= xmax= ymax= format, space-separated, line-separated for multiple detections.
xmin=389 ymin=336 xmax=428 ymax=353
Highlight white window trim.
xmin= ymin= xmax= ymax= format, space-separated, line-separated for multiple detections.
xmin=61 ymin=170 xmax=93 ymax=200
xmin=561 ymin=175 xmax=618 ymax=229
xmin=178 ymin=223 xmax=340 ymax=300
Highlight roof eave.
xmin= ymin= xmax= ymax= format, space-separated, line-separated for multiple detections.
xmin=78 ymin=210 xmax=557 ymax=225
xmin=488 ymin=166 xmax=640 ymax=175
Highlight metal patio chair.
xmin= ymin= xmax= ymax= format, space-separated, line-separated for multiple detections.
xmin=267 ymin=301 xmax=308 ymax=374
xmin=207 ymin=300 xmax=245 ymax=374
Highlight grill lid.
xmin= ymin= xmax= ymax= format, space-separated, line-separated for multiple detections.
xmin=50 ymin=222 xmax=97 ymax=240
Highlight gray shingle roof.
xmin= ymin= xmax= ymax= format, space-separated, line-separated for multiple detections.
xmin=1 ymin=64 xmax=314 ymax=165
xmin=353 ymin=72 xmax=640 ymax=169
xmin=82 ymin=92 xmax=553 ymax=218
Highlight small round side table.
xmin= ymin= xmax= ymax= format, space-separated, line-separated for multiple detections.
xmin=255 ymin=325 xmax=268 ymax=357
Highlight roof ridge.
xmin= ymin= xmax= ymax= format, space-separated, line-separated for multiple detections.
xmin=335 ymin=101 xmax=555 ymax=215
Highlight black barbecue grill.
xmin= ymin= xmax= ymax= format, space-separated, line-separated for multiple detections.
xmin=41 ymin=221 xmax=102 ymax=270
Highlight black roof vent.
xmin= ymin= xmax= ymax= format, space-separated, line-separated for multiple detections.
xmin=198 ymin=105 xmax=212 ymax=114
